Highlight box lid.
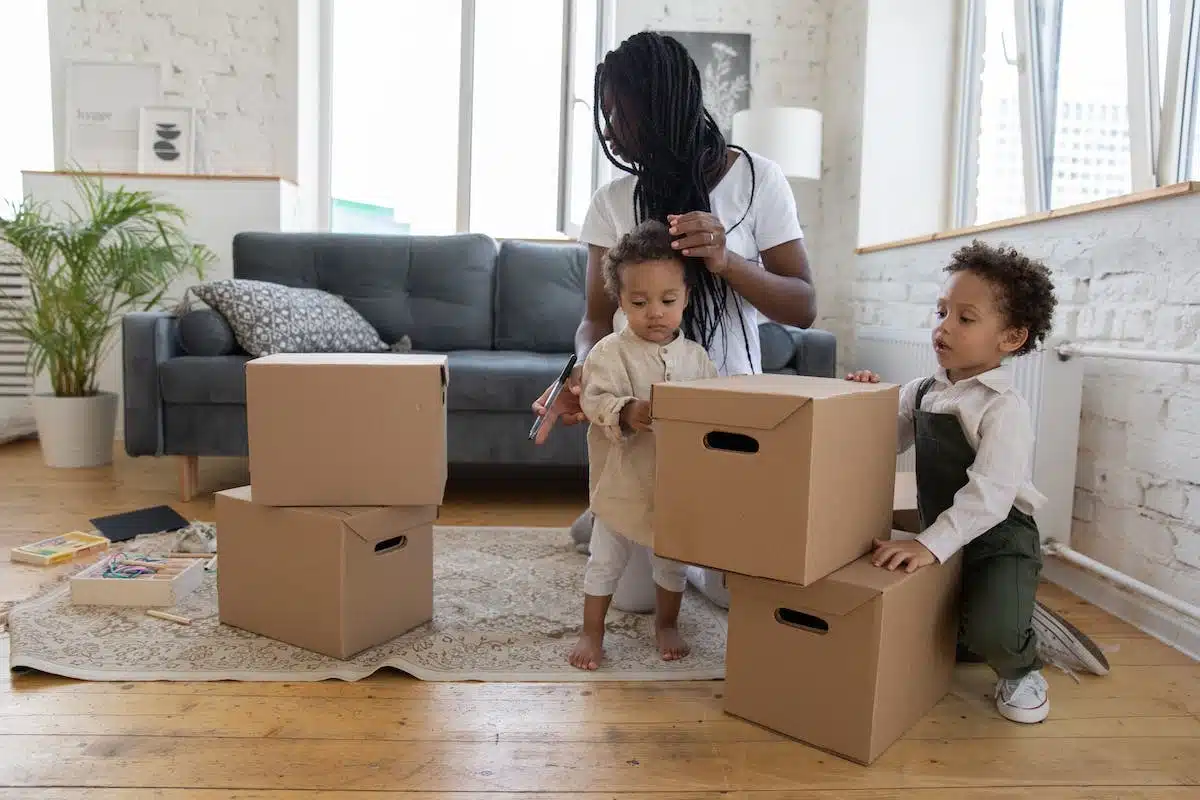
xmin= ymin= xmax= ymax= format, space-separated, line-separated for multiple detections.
xmin=250 ymin=353 xmax=448 ymax=369
xmin=300 ymin=504 xmax=438 ymax=545
xmin=651 ymin=375 xmax=894 ymax=430
xmin=744 ymin=543 xmax=929 ymax=617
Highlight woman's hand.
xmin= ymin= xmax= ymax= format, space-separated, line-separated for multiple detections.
xmin=871 ymin=538 xmax=937 ymax=573
xmin=845 ymin=370 xmax=881 ymax=383
xmin=531 ymin=365 xmax=584 ymax=445
xmin=667 ymin=212 xmax=729 ymax=275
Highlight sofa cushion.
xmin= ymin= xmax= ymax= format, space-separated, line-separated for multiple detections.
xmin=232 ymin=232 xmax=497 ymax=351
xmin=177 ymin=308 xmax=239 ymax=356
xmin=443 ymin=350 xmax=573 ymax=412
xmin=190 ymin=278 xmax=388 ymax=357
xmin=159 ymin=355 xmax=252 ymax=405
xmin=494 ymin=240 xmax=587 ymax=352
xmin=758 ymin=322 xmax=795 ymax=372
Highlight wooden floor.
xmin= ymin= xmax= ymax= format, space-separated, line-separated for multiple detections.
xmin=1 ymin=440 xmax=1197 ymax=797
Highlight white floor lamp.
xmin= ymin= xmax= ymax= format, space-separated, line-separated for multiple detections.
xmin=731 ymin=107 xmax=823 ymax=180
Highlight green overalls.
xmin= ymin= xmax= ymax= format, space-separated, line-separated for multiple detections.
xmin=913 ymin=376 xmax=1043 ymax=680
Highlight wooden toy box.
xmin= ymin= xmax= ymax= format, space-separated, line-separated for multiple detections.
xmin=70 ymin=555 xmax=207 ymax=607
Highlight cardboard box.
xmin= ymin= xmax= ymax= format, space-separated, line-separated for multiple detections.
xmin=246 ymin=353 xmax=448 ymax=507
xmin=724 ymin=538 xmax=961 ymax=765
xmin=894 ymin=471 xmax=920 ymax=533
xmin=216 ymin=486 xmax=436 ymax=659
xmin=652 ymin=375 xmax=899 ymax=586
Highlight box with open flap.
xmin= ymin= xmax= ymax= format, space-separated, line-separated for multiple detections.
xmin=246 ymin=352 xmax=448 ymax=507
xmin=723 ymin=533 xmax=961 ymax=765
xmin=216 ymin=485 xmax=436 ymax=660
xmin=652 ymin=374 xmax=899 ymax=586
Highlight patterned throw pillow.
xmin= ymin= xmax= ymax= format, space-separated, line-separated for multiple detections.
xmin=189 ymin=278 xmax=388 ymax=357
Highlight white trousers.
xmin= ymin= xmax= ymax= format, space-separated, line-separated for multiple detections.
xmin=584 ymin=518 xmax=688 ymax=598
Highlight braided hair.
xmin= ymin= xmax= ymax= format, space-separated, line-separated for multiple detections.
xmin=594 ymin=31 xmax=755 ymax=365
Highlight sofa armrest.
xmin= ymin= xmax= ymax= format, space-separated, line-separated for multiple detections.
xmin=122 ymin=311 xmax=182 ymax=457
xmin=782 ymin=325 xmax=837 ymax=378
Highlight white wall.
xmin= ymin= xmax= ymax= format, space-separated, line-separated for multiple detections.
xmin=48 ymin=0 xmax=299 ymax=179
xmin=852 ymin=194 xmax=1200 ymax=645
xmin=612 ymin=0 xmax=868 ymax=355
xmin=856 ymin=0 xmax=958 ymax=247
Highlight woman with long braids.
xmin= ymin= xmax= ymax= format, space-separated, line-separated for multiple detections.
xmin=532 ymin=31 xmax=817 ymax=614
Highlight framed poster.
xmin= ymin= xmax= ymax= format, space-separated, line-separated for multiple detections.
xmin=658 ymin=32 xmax=751 ymax=140
xmin=64 ymin=60 xmax=163 ymax=172
xmin=137 ymin=106 xmax=196 ymax=174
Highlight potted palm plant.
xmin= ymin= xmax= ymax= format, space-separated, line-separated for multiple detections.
xmin=0 ymin=172 xmax=213 ymax=467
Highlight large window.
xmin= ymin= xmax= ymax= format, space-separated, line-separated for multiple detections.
xmin=0 ymin=1 xmax=52 ymax=214
xmin=975 ymin=0 xmax=1028 ymax=224
xmin=956 ymin=0 xmax=1200 ymax=226
xmin=1048 ymin=0 xmax=1132 ymax=207
xmin=329 ymin=0 xmax=605 ymax=238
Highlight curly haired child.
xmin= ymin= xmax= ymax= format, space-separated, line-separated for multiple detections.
xmin=568 ymin=220 xmax=718 ymax=671
xmin=848 ymin=240 xmax=1067 ymax=723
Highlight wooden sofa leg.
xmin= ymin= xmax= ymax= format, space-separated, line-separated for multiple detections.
xmin=178 ymin=455 xmax=200 ymax=502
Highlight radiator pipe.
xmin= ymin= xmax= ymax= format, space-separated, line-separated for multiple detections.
xmin=1056 ymin=342 xmax=1200 ymax=365
xmin=1043 ymin=538 xmax=1200 ymax=622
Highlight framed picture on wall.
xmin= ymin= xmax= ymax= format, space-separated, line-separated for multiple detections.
xmin=657 ymin=31 xmax=751 ymax=140
xmin=137 ymin=106 xmax=196 ymax=175
xmin=64 ymin=60 xmax=163 ymax=172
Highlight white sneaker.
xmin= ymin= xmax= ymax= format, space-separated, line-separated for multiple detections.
xmin=995 ymin=671 xmax=1050 ymax=724
xmin=1032 ymin=602 xmax=1110 ymax=680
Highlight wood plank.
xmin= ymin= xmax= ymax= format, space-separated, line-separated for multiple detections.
xmin=8 ymin=790 xmax=1200 ymax=800
xmin=7 ymin=791 xmax=1200 ymax=800
xmin=855 ymin=181 xmax=1200 ymax=254
xmin=3 ymin=735 xmax=1198 ymax=791
xmin=2 ymin=682 xmax=1196 ymax=742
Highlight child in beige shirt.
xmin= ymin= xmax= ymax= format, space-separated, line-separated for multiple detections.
xmin=568 ymin=220 xmax=718 ymax=671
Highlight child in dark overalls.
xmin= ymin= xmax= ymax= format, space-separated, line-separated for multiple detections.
xmin=848 ymin=240 xmax=1072 ymax=724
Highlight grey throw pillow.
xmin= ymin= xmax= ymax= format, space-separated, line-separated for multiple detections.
xmin=189 ymin=278 xmax=388 ymax=357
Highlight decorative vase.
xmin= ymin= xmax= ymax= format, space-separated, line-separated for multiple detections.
xmin=31 ymin=391 xmax=119 ymax=468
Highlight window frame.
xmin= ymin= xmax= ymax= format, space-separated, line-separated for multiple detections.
xmin=319 ymin=0 xmax=609 ymax=237
xmin=953 ymin=0 xmax=1200 ymax=227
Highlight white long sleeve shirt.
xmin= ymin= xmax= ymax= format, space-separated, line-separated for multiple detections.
xmin=898 ymin=365 xmax=1047 ymax=563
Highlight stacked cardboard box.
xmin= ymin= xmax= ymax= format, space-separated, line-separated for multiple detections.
xmin=652 ymin=376 xmax=961 ymax=765
xmin=216 ymin=353 xmax=448 ymax=660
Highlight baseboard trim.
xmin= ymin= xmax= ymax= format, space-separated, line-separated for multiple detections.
xmin=1043 ymin=557 xmax=1200 ymax=662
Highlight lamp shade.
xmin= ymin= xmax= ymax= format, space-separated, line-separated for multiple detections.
xmin=731 ymin=107 xmax=822 ymax=180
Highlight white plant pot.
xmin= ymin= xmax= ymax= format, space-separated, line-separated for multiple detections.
xmin=31 ymin=391 xmax=119 ymax=468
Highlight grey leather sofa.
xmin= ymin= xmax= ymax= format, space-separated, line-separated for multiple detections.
xmin=123 ymin=231 xmax=837 ymax=499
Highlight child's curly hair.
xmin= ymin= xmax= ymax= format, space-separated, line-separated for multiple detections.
xmin=946 ymin=240 xmax=1057 ymax=356
xmin=602 ymin=220 xmax=686 ymax=300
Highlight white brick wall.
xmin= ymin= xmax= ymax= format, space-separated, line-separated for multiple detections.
xmin=614 ymin=0 xmax=866 ymax=351
xmin=49 ymin=0 xmax=294 ymax=177
xmin=852 ymin=193 xmax=1200 ymax=607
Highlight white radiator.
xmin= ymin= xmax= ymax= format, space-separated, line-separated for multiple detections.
xmin=854 ymin=326 xmax=1085 ymax=547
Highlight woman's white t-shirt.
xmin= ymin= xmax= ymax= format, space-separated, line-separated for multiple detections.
xmin=578 ymin=150 xmax=803 ymax=377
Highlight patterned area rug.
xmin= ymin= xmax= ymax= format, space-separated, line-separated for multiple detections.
xmin=6 ymin=525 xmax=728 ymax=682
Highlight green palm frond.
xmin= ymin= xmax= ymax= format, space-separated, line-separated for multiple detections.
xmin=0 ymin=171 xmax=215 ymax=397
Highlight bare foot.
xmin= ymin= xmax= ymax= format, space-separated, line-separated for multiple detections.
xmin=569 ymin=631 xmax=604 ymax=670
xmin=656 ymin=626 xmax=690 ymax=661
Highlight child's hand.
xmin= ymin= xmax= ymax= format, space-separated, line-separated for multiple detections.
xmin=620 ymin=399 xmax=653 ymax=432
xmin=845 ymin=370 xmax=881 ymax=383
xmin=871 ymin=538 xmax=936 ymax=573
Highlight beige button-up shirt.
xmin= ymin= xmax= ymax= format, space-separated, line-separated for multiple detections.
xmin=581 ymin=327 xmax=719 ymax=546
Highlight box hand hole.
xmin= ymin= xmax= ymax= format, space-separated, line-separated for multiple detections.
xmin=774 ymin=607 xmax=829 ymax=635
xmin=702 ymin=430 xmax=759 ymax=453
xmin=374 ymin=535 xmax=408 ymax=555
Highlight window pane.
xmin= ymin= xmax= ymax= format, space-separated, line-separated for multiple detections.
xmin=470 ymin=0 xmax=565 ymax=237
xmin=1158 ymin=0 xmax=1171 ymax=113
xmin=0 ymin=0 xmax=52 ymax=213
xmin=331 ymin=1 xmax=461 ymax=234
xmin=1049 ymin=0 xmax=1132 ymax=208
xmin=567 ymin=0 xmax=600 ymax=231
xmin=974 ymin=0 xmax=1027 ymax=225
